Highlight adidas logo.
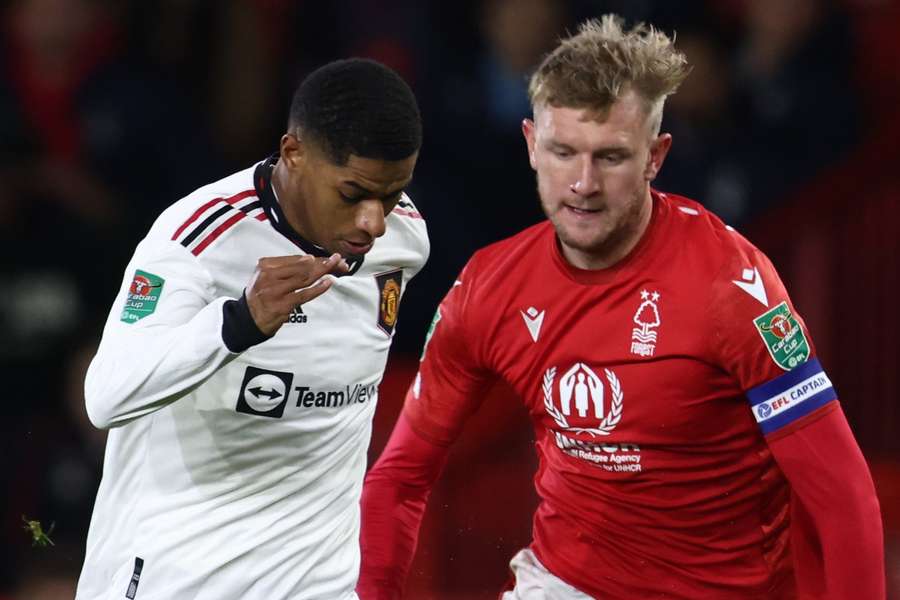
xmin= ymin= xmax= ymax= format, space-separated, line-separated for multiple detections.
xmin=287 ymin=305 xmax=307 ymax=324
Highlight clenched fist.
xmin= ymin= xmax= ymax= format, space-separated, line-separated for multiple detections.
xmin=246 ymin=253 xmax=349 ymax=335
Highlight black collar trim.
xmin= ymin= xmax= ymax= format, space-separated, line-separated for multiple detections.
xmin=253 ymin=154 xmax=364 ymax=275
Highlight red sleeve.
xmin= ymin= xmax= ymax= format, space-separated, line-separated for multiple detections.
xmin=402 ymin=259 xmax=496 ymax=445
xmin=358 ymin=262 xmax=496 ymax=599
xmin=710 ymin=237 xmax=813 ymax=390
xmin=357 ymin=413 xmax=450 ymax=600
xmin=767 ymin=405 xmax=885 ymax=600
xmin=710 ymin=234 xmax=885 ymax=598
xmin=709 ymin=234 xmax=836 ymax=438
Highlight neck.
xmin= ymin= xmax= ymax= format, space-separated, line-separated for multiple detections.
xmin=270 ymin=160 xmax=309 ymax=240
xmin=561 ymin=190 xmax=654 ymax=270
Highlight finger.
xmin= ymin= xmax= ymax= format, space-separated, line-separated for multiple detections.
xmin=260 ymin=254 xmax=345 ymax=282
xmin=257 ymin=255 xmax=314 ymax=270
xmin=300 ymin=253 xmax=347 ymax=283
xmin=262 ymin=256 xmax=340 ymax=295
xmin=264 ymin=272 xmax=328 ymax=297
xmin=329 ymin=257 xmax=351 ymax=275
xmin=286 ymin=277 xmax=334 ymax=306
xmin=260 ymin=256 xmax=318 ymax=281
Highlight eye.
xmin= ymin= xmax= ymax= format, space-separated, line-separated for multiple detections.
xmin=553 ymin=149 xmax=573 ymax=159
xmin=339 ymin=192 xmax=363 ymax=203
xmin=383 ymin=192 xmax=404 ymax=210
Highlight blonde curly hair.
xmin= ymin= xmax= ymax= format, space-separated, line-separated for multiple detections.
xmin=528 ymin=15 xmax=690 ymax=134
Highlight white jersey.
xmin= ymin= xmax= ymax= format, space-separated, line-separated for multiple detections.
xmin=76 ymin=157 xmax=429 ymax=600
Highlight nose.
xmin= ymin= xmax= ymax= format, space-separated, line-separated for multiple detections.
xmin=355 ymin=199 xmax=386 ymax=240
xmin=570 ymin=156 xmax=601 ymax=198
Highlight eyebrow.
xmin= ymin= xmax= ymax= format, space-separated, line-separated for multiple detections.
xmin=342 ymin=181 xmax=407 ymax=199
xmin=595 ymin=147 xmax=630 ymax=156
xmin=547 ymin=140 xmax=630 ymax=156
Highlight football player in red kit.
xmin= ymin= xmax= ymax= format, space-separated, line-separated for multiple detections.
xmin=358 ymin=15 xmax=885 ymax=600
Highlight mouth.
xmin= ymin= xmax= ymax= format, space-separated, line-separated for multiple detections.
xmin=563 ymin=204 xmax=603 ymax=217
xmin=340 ymin=239 xmax=374 ymax=255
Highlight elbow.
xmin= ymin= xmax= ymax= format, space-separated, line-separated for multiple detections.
xmin=857 ymin=478 xmax=884 ymax=533
xmin=834 ymin=469 xmax=885 ymax=551
xmin=84 ymin=363 xmax=116 ymax=430
xmin=848 ymin=464 xmax=883 ymax=526
xmin=84 ymin=386 xmax=114 ymax=430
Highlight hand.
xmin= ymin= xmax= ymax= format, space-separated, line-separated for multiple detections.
xmin=246 ymin=253 xmax=349 ymax=335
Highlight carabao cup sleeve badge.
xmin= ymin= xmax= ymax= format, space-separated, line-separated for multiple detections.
xmin=121 ymin=270 xmax=165 ymax=323
xmin=753 ymin=301 xmax=810 ymax=370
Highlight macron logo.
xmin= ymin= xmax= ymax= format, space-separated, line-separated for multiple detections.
xmin=733 ymin=267 xmax=769 ymax=307
xmin=521 ymin=307 xmax=545 ymax=342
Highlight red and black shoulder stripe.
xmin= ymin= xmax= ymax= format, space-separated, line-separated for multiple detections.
xmin=393 ymin=197 xmax=422 ymax=219
xmin=171 ymin=189 xmax=267 ymax=256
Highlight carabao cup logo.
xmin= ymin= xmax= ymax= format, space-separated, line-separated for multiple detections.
xmin=763 ymin=314 xmax=793 ymax=339
xmin=121 ymin=270 xmax=164 ymax=324
xmin=130 ymin=275 xmax=152 ymax=296
xmin=753 ymin=301 xmax=810 ymax=370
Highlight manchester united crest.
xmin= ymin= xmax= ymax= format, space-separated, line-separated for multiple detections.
xmin=375 ymin=270 xmax=403 ymax=336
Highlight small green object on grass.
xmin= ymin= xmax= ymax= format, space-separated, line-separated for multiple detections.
xmin=22 ymin=516 xmax=55 ymax=547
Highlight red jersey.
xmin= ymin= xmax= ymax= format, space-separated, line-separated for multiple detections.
xmin=404 ymin=191 xmax=838 ymax=598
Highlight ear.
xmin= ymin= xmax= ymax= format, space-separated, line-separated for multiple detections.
xmin=522 ymin=118 xmax=537 ymax=170
xmin=645 ymin=133 xmax=672 ymax=182
xmin=279 ymin=133 xmax=307 ymax=170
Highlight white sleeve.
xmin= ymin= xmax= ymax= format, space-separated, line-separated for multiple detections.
xmin=84 ymin=238 xmax=237 ymax=429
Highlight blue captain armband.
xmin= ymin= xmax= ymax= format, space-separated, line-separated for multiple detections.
xmin=746 ymin=358 xmax=837 ymax=435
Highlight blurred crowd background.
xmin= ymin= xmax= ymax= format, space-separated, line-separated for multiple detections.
xmin=1 ymin=0 xmax=898 ymax=598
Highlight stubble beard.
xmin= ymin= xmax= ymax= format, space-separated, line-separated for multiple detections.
xmin=537 ymin=178 xmax=648 ymax=265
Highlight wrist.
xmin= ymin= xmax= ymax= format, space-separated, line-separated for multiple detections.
xmin=222 ymin=292 xmax=271 ymax=352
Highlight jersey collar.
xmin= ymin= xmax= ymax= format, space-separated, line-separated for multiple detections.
xmin=254 ymin=154 xmax=364 ymax=275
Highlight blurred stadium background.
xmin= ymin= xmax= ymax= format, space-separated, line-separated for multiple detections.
xmin=1 ymin=0 xmax=898 ymax=598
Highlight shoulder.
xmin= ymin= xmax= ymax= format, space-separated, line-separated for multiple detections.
xmin=659 ymin=193 xmax=796 ymax=348
xmin=655 ymin=190 xmax=769 ymax=279
xmin=385 ymin=192 xmax=430 ymax=266
xmin=469 ymin=221 xmax=551 ymax=273
xmin=147 ymin=164 xmax=265 ymax=256
xmin=454 ymin=221 xmax=552 ymax=299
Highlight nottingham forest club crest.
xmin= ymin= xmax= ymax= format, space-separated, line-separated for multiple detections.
xmin=630 ymin=289 xmax=662 ymax=357
xmin=543 ymin=363 xmax=623 ymax=436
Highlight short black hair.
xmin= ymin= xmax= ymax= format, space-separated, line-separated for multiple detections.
xmin=288 ymin=58 xmax=422 ymax=165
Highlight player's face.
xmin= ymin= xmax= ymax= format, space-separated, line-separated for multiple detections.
xmin=523 ymin=90 xmax=671 ymax=269
xmin=280 ymin=137 xmax=417 ymax=259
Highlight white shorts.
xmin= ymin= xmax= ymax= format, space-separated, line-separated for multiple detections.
xmin=501 ymin=548 xmax=595 ymax=600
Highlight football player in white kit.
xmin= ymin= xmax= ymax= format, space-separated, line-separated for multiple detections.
xmin=76 ymin=58 xmax=428 ymax=600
